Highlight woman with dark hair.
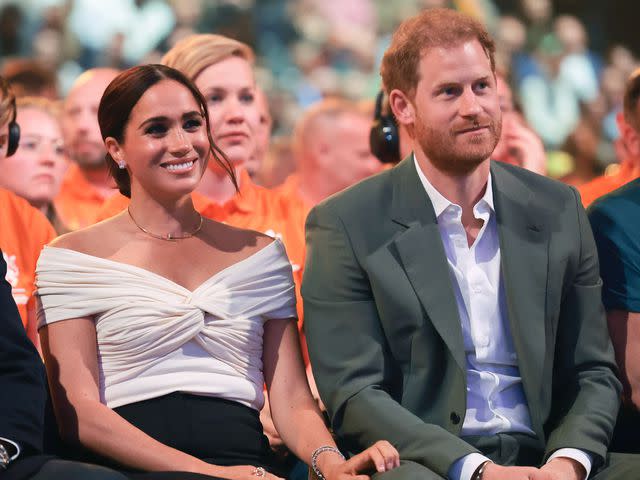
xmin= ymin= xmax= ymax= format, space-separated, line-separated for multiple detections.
xmin=35 ymin=64 xmax=399 ymax=480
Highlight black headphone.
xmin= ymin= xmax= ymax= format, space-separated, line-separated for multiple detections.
xmin=369 ymin=90 xmax=399 ymax=164
xmin=0 ymin=76 xmax=20 ymax=157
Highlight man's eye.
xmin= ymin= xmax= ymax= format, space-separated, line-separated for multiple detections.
xmin=240 ymin=93 xmax=255 ymax=104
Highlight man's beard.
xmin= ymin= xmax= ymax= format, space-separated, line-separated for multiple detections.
xmin=416 ymin=115 xmax=501 ymax=176
xmin=69 ymin=144 xmax=107 ymax=170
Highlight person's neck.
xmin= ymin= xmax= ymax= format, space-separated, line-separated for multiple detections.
xmin=196 ymin=165 xmax=242 ymax=205
xmin=295 ymin=162 xmax=337 ymax=206
xmin=127 ymin=188 xmax=200 ymax=236
xmin=79 ymin=165 xmax=116 ymax=198
xmin=414 ymin=150 xmax=490 ymax=228
xmin=34 ymin=201 xmax=49 ymax=216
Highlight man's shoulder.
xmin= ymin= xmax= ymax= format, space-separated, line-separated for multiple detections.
xmin=588 ymin=177 xmax=640 ymax=218
xmin=587 ymin=177 xmax=640 ymax=236
xmin=492 ymin=161 xmax=578 ymax=207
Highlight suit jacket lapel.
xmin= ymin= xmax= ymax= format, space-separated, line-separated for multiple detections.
xmin=491 ymin=162 xmax=549 ymax=436
xmin=390 ymin=157 xmax=466 ymax=371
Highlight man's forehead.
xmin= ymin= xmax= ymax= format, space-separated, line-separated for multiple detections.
xmin=65 ymin=72 xmax=117 ymax=104
xmin=417 ymin=41 xmax=492 ymax=82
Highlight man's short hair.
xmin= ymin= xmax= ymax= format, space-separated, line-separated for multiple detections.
xmin=161 ymin=34 xmax=254 ymax=81
xmin=293 ymin=97 xmax=370 ymax=158
xmin=623 ymin=68 xmax=640 ymax=132
xmin=380 ymin=8 xmax=495 ymax=99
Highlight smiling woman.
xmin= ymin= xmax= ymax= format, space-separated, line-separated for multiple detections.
xmin=35 ymin=64 xmax=399 ymax=480
xmin=97 ymin=64 xmax=236 ymax=201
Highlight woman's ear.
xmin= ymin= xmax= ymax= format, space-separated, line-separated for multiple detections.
xmin=105 ymin=137 xmax=124 ymax=166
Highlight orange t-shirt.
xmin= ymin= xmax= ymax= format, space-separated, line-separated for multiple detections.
xmin=54 ymin=163 xmax=116 ymax=230
xmin=579 ymin=169 xmax=640 ymax=207
xmin=0 ymin=188 xmax=57 ymax=328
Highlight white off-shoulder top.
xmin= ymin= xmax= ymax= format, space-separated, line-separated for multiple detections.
xmin=35 ymin=239 xmax=296 ymax=411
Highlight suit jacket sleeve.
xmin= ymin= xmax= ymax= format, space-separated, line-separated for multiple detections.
xmin=544 ymin=188 xmax=621 ymax=464
xmin=303 ymin=203 xmax=478 ymax=477
xmin=0 ymin=251 xmax=46 ymax=456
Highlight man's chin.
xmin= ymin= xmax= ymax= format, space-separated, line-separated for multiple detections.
xmin=74 ymin=157 xmax=108 ymax=169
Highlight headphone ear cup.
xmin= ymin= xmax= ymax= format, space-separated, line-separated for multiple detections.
xmin=369 ymin=115 xmax=400 ymax=164
xmin=6 ymin=120 xmax=20 ymax=157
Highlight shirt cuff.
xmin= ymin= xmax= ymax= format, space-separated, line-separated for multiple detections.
xmin=547 ymin=448 xmax=592 ymax=479
xmin=0 ymin=437 xmax=21 ymax=461
xmin=448 ymin=453 xmax=491 ymax=480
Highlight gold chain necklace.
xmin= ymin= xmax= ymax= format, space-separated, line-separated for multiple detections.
xmin=127 ymin=207 xmax=203 ymax=241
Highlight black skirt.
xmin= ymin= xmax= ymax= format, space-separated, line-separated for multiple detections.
xmin=73 ymin=392 xmax=281 ymax=479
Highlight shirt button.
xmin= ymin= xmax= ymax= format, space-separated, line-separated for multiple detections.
xmin=450 ymin=411 xmax=461 ymax=425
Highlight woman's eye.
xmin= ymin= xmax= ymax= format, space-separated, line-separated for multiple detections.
xmin=208 ymin=94 xmax=222 ymax=103
xmin=22 ymin=141 xmax=39 ymax=150
xmin=184 ymin=119 xmax=202 ymax=130
xmin=145 ymin=124 xmax=167 ymax=135
xmin=240 ymin=93 xmax=255 ymax=104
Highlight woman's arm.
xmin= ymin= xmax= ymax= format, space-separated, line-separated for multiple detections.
xmin=41 ymin=317 xmax=271 ymax=479
xmin=263 ymin=318 xmax=399 ymax=480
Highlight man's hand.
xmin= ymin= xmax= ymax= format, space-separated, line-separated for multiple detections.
xmin=539 ymin=457 xmax=586 ymax=480
xmin=482 ymin=463 xmax=546 ymax=479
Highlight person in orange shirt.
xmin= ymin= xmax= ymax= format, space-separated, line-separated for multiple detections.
xmin=55 ymin=68 xmax=120 ymax=230
xmin=277 ymin=98 xmax=383 ymax=251
xmin=0 ymin=97 xmax=69 ymax=234
xmin=579 ymin=68 xmax=640 ymax=207
xmin=0 ymin=77 xmax=56 ymax=346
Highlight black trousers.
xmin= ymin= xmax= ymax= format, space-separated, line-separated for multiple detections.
xmin=59 ymin=392 xmax=279 ymax=480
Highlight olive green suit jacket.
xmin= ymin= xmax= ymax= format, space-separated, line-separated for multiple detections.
xmin=302 ymin=157 xmax=621 ymax=478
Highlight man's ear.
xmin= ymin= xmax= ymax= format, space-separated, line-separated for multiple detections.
xmin=618 ymin=113 xmax=640 ymax=157
xmin=389 ymin=89 xmax=415 ymax=127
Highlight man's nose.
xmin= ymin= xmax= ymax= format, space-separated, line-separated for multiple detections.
xmin=459 ymin=89 xmax=482 ymax=117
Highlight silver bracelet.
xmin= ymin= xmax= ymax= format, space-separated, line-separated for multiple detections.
xmin=311 ymin=446 xmax=345 ymax=480
xmin=0 ymin=443 xmax=9 ymax=470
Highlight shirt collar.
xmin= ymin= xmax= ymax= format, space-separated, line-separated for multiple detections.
xmin=413 ymin=154 xmax=494 ymax=218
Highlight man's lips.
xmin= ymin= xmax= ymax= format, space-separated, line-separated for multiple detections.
xmin=456 ymin=125 xmax=490 ymax=134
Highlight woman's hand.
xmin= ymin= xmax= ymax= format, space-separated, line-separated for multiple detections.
xmin=206 ymin=464 xmax=284 ymax=480
xmin=317 ymin=441 xmax=400 ymax=480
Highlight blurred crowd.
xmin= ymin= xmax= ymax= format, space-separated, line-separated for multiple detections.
xmin=0 ymin=0 xmax=638 ymax=189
